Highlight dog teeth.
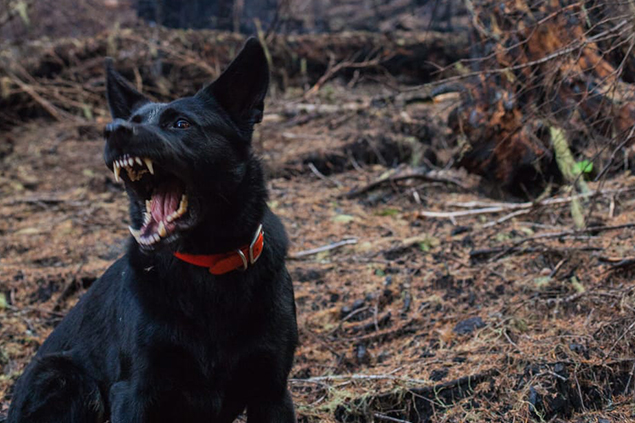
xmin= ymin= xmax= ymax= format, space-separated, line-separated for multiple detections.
xmin=158 ymin=221 xmax=167 ymax=237
xmin=136 ymin=232 xmax=161 ymax=247
xmin=111 ymin=155 xmax=155 ymax=181
xmin=143 ymin=158 xmax=154 ymax=175
xmin=178 ymin=195 xmax=188 ymax=214
xmin=129 ymin=226 xmax=141 ymax=242
xmin=146 ymin=200 xmax=152 ymax=214
xmin=143 ymin=212 xmax=151 ymax=226
xmin=167 ymin=194 xmax=188 ymax=223
xmin=113 ymin=163 xmax=121 ymax=182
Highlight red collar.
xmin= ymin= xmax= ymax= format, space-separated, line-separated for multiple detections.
xmin=174 ymin=224 xmax=265 ymax=275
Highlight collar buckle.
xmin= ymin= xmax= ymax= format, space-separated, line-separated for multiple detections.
xmin=236 ymin=249 xmax=248 ymax=271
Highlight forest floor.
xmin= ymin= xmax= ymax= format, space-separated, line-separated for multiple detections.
xmin=1 ymin=82 xmax=635 ymax=422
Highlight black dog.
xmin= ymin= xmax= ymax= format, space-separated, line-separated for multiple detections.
xmin=7 ymin=38 xmax=298 ymax=423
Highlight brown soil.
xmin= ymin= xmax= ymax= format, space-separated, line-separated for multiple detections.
xmin=1 ymin=83 xmax=635 ymax=422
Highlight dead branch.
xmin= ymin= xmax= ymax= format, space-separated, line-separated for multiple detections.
xmin=345 ymin=171 xmax=468 ymax=199
xmin=291 ymin=373 xmax=427 ymax=385
xmin=489 ymin=223 xmax=635 ymax=262
xmin=289 ymin=238 xmax=358 ymax=259
xmin=420 ymin=187 xmax=635 ymax=220
xmin=303 ymin=52 xmax=388 ymax=99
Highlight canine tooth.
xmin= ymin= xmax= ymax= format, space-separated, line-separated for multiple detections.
xmin=143 ymin=158 xmax=154 ymax=175
xmin=127 ymin=158 xmax=133 ymax=167
xmin=158 ymin=221 xmax=167 ymax=237
xmin=146 ymin=200 xmax=152 ymax=214
xmin=178 ymin=195 xmax=188 ymax=214
xmin=113 ymin=164 xmax=121 ymax=182
xmin=135 ymin=157 xmax=143 ymax=166
xmin=129 ymin=226 xmax=141 ymax=241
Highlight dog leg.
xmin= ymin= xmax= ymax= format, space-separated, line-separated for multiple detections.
xmin=109 ymin=381 xmax=147 ymax=423
xmin=246 ymin=388 xmax=297 ymax=423
xmin=7 ymin=353 xmax=105 ymax=423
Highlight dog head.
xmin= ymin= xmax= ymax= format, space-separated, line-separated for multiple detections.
xmin=103 ymin=38 xmax=269 ymax=252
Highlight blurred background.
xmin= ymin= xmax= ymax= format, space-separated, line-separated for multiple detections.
xmin=2 ymin=1 xmax=635 ymax=422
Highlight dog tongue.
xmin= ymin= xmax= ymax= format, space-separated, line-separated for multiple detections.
xmin=151 ymin=182 xmax=182 ymax=224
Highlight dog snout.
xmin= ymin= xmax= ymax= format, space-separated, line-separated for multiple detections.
xmin=104 ymin=118 xmax=133 ymax=138
xmin=105 ymin=119 xmax=137 ymax=149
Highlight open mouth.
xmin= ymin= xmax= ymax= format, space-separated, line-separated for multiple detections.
xmin=111 ymin=154 xmax=190 ymax=248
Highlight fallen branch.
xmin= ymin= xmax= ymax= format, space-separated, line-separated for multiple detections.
xmin=303 ymin=52 xmax=387 ymax=99
xmin=289 ymin=238 xmax=358 ymax=259
xmin=8 ymin=73 xmax=77 ymax=122
xmin=482 ymin=209 xmax=531 ymax=228
xmin=420 ymin=187 xmax=635 ymax=220
xmin=291 ymin=372 xmax=426 ymax=385
xmin=598 ymin=256 xmax=635 ymax=271
xmin=470 ymin=245 xmax=602 ymax=261
xmin=374 ymin=414 xmax=413 ymax=423
xmin=489 ymin=223 xmax=635 ymax=262
xmin=307 ymin=162 xmax=342 ymax=188
xmin=345 ymin=171 xmax=468 ymax=199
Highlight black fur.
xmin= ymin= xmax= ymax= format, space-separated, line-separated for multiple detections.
xmin=7 ymin=38 xmax=298 ymax=423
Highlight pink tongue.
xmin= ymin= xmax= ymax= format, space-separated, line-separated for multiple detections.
xmin=151 ymin=184 xmax=181 ymax=223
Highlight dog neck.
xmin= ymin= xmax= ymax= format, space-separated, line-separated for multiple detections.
xmin=183 ymin=159 xmax=267 ymax=255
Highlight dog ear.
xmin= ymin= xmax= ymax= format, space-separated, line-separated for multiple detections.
xmin=197 ymin=37 xmax=269 ymax=129
xmin=105 ymin=58 xmax=149 ymax=120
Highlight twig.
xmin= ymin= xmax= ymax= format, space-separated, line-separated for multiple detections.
xmin=8 ymin=73 xmax=76 ymax=122
xmin=345 ymin=172 xmax=468 ymax=199
xmin=308 ymin=162 xmax=342 ymax=188
xmin=623 ymin=360 xmax=635 ymax=396
xmin=421 ymin=206 xmax=512 ymax=219
xmin=490 ymin=223 xmax=635 ymax=262
xmin=0 ymin=0 xmax=35 ymax=27
xmin=422 ymin=188 xmax=635 ymax=219
xmin=374 ymin=414 xmax=413 ymax=423
xmin=291 ymin=373 xmax=426 ymax=385
xmin=605 ymin=320 xmax=635 ymax=359
xmin=303 ymin=52 xmax=388 ymax=99
xmin=289 ymin=238 xmax=358 ymax=259
xmin=598 ymin=256 xmax=635 ymax=272
xmin=470 ymin=246 xmax=601 ymax=261
xmin=482 ymin=209 xmax=531 ymax=228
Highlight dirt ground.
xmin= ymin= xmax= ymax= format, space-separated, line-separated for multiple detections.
xmin=1 ymin=82 xmax=635 ymax=422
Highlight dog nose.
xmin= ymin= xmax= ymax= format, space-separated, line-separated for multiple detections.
xmin=104 ymin=119 xmax=133 ymax=139
xmin=104 ymin=119 xmax=136 ymax=151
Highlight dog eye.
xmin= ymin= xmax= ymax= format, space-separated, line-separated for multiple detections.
xmin=173 ymin=119 xmax=191 ymax=129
